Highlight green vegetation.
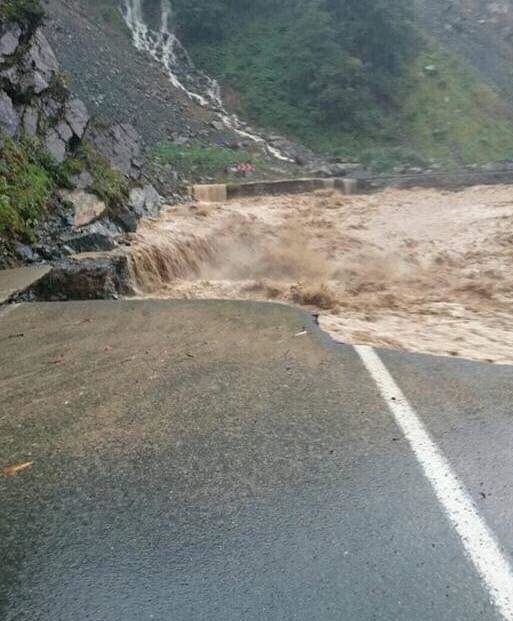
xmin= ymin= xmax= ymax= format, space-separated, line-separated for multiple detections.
xmin=400 ymin=48 xmax=513 ymax=165
xmin=153 ymin=142 xmax=262 ymax=180
xmin=170 ymin=0 xmax=513 ymax=168
xmin=173 ymin=0 xmax=417 ymax=153
xmin=0 ymin=139 xmax=56 ymax=240
xmin=75 ymin=143 xmax=129 ymax=213
xmin=0 ymin=135 xmax=129 ymax=240
xmin=0 ymin=0 xmax=45 ymax=29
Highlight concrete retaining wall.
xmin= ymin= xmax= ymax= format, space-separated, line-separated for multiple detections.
xmin=191 ymin=168 xmax=513 ymax=204
xmin=226 ymin=177 xmax=337 ymax=199
xmin=192 ymin=177 xmax=358 ymax=203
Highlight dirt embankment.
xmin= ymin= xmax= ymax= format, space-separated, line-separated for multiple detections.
xmin=128 ymin=185 xmax=513 ymax=364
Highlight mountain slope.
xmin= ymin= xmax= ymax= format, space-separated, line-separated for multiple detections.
xmin=38 ymin=0 xmax=513 ymax=171
xmin=42 ymin=0 xmax=328 ymax=188
xmin=416 ymin=0 xmax=513 ymax=100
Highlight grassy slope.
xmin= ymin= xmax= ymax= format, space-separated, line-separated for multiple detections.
xmin=401 ymin=47 xmax=513 ymax=165
xmin=188 ymin=21 xmax=513 ymax=168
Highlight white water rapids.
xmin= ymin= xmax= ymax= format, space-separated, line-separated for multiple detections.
xmin=121 ymin=0 xmax=294 ymax=162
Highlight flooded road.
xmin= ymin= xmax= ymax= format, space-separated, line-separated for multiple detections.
xmin=128 ymin=185 xmax=513 ymax=363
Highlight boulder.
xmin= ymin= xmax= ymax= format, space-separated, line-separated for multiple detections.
xmin=39 ymin=95 xmax=62 ymax=121
xmin=26 ymin=254 xmax=131 ymax=301
xmin=22 ymin=31 xmax=59 ymax=94
xmin=22 ymin=106 xmax=39 ymax=137
xmin=0 ymin=91 xmax=19 ymax=137
xmin=44 ymin=128 xmax=67 ymax=162
xmin=3 ymin=31 xmax=59 ymax=97
xmin=64 ymin=232 xmax=117 ymax=253
xmin=71 ymin=170 xmax=94 ymax=190
xmin=55 ymin=119 xmax=73 ymax=143
xmin=14 ymin=242 xmax=37 ymax=263
xmin=60 ymin=190 xmax=107 ymax=228
xmin=308 ymin=165 xmax=332 ymax=178
xmin=328 ymin=163 xmax=347 ymax=177
xmin=128 ymin=184 xmax=162 ymax=218
xmin=113 ymin=208 xmax=138 ymax=233
xmin=0 ymin=24 xmax=22 ymax=61
xmin=62 ymin=220 xmax=120 ymax=253
xmin=85 ymin=121 xmax=141 ymax=179
xmin=65 ymin=98 xmax=89 ymax=138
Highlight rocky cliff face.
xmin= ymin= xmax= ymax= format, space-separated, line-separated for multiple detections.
xmin=0 ymin=18 xmax=87 ymax=160
xmin=0 ymin=2 xmax=162 ymax=269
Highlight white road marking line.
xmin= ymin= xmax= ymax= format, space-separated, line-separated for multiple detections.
xmin=355 ymin=344 xmax=513 ymax=621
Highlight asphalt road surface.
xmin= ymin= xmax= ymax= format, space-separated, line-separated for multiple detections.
xmin=2 ymin=299 xmax=513 ymax=621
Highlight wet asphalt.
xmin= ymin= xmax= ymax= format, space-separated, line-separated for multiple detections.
xmin=1 ymin=299 xmax=512 ymax=620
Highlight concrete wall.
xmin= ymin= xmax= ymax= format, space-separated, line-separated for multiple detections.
xmin=226 ymin=177 xmax=336 ymax=199
xmin=192 ymin=177 xmax=359 ymax=203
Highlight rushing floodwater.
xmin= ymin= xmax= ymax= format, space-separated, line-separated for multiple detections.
xmin=127 ymin=185 xmax=513 ymax=364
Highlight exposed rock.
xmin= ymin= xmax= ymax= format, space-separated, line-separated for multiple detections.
xmin=14 ymin=242 xmax=37 ymax=263
xmin=0 ymin=19 xmax=151 ymax=271
xmin=63 ymin=223 xmax=117 ymax=253
xmin=341 ymin=162 xmax=363 ymax=173
xmin=55 ymin=119 xmax=73 ymax=143
xmin=113 ymin=208 xmax=138 ymax=233
xmin=328 ymin=163 xmax=347 ymax=177
xmin=308 ymin=165 xmax=333 ymax=178
xmin=21 ymin=106 xmax=39 ymax=137
xmin=0 ymin=91 xmax=19 ymax=136
xmin=85 ymin=121 xmax=141 ymax=179
xmin=65 ymin=232 xmax=116 ymax=253
xmin=22 ymin=31 xmax=59 ymax=94
xmin=24 ymin=254 xmax=132 ymax=301
xmin=64 ymin=98 xmax=89 ymax=138
xmin=44 ymin=127 xmax=67 ymax=162
xmin=0 ymin=24 xmax=22 ymax=61
xmin=39 ymin=94 xmax=61 ymax=120
xmin=60 ymin=190 xmax=107 ymax=228
xmin=128 ymin=184 xmax=162 ymax=218
xmin=71 ymin=170 xmax=94 ymax=190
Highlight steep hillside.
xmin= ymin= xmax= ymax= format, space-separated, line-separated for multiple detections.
xmin=42 ymin=0 xmax=328 ymax=188
xmin=173 ymin=0 xmax=513 ymax=167
xmin=2 ymin=0 xmax=512 ymax=179
xmin=0 ymin=0 xmax=164 ymax=270
xmin=173 ymin=0 xmax=417 ymax=155
xmin=36 ymin=0 xmax=513 ymax=172
xmin=416 ymin=0 xmax=513 ymax=99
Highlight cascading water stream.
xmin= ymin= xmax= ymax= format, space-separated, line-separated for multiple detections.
xmin=121 ymin=0 xmax=293 ymax=162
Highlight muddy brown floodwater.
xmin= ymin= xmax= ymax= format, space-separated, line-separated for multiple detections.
xmin=128 ymin=185 xmax=513 ymax=364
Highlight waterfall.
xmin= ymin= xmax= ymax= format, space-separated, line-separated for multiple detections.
xmin=121 ymin=0 xmax=293 ymax=162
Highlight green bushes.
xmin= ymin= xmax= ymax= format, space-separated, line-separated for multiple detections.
xmin=0 ymin=136 xmax=129 ymax=240
xmin=359 ymin=147 xmax=429 ymax=173
xmin=153 ymin=142 xmax=259 ymax=179
xmin=76 ymin=143 xmax=128 ymax=213
xmin=0 ymin=0 xmax=45 ymax=29
xmin=173 ymin=0 xmax=417 ymax=147
xmin=0 ymin=139 xmax=55 ymax=239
